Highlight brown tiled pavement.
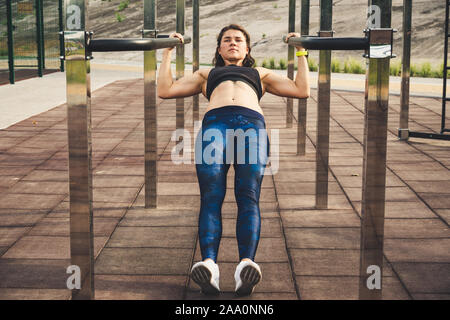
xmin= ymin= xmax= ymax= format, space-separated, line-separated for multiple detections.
xmin=0 ymin=79 xmax=449 ymax=300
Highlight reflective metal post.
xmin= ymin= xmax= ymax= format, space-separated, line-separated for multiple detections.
xmin=297 ymin=0 xmax=310 ymax=155
xmin=286 ymin=0 xmax=296 ymax=128
xmin=398 ymin=0 xmax=411 ymax=140
xmin=6 ymin=0 xmax=14 ymax=84
xmin=359 ymin=3 xmax=393 ymax=298
xmin=64 ymin=0 xmax=94 ymax=300
xmin=59 ymin=0 xmax=65 ymax=71
xmin=176 ymin=0 xmax=185 ymax=135
xmin=143 ymin=0 xmax=158 ymax=208
xmin=315 ymin=0 xmax=332 ymax=209
xmin=192 ymin=0 xmax=199 ymax=124
xmin=35 ymin=0 xmax=44 ymax=76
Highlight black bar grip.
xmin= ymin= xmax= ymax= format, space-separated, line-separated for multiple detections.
xmin=88 ymin=36 xmax=191 ymax=52
xmin=283 ymin=36 xmax=369 ymax=51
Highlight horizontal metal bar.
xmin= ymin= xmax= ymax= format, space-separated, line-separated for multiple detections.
xmin=409 ymin=131 xmax=450 ymax=141
xmin=284 ymin=36 xmax=369 ymax=50
xmin=442 ymin=128 xmax=450 ymax=133
xmin=88 ymin=36 xmax=191 ymax=52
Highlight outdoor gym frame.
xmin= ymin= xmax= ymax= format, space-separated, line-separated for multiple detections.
xmin=287 ymin=0 xmax=393 ymax=300
xmin=63 ymin=0 xmax=394 ymax=300
xmin=397 ymin=0 xmax=450 ymax=141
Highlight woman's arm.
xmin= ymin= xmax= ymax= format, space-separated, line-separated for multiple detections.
xmin=157 ymin=33 xmax=206 ymax=99
xmin=259 ymin=32 xmax=310 ymax=99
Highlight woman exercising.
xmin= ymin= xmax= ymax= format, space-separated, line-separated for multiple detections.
xmin=157 ymin=24 xmax=309 ymax=296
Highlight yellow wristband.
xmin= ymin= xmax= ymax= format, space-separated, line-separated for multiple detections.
xmin=296 ymin=50 xmax=308 ymax=57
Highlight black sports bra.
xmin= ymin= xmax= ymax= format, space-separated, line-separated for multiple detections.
xmin=206 ymin=65 xmax=263 ymax=101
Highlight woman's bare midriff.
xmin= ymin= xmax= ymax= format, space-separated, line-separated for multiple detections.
xmin=203 ymin=80 xmax=265 ymax=117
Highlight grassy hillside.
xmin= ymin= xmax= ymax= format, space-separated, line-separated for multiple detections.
xmin=88 ymin=0 xmax=446 ymax=67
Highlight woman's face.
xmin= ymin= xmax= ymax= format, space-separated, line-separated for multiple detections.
xmin=218 ymin=29 xmax=249 ymax=65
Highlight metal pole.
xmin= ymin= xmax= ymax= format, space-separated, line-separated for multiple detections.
xmin=287 ymin=0 xmax=295 ymax=128
xmin=40 ymin=0 xmax=45 ymax=69
xmin=6 ymin=0 xmax=14 ymax=84
xmin=315 ymin=0 xmax=332 ymax=209
xmin=64 ymin=0 xmax=94 ymax=300
xmin=399 ymin=0 xmax=411 ymax=140
xmin=192 ymin=0 xmax=199 ymax=124
xmin=59 ymin=0 xmax=64 ymax=71
xmin=35 ymin=0 xmax=43 ymax=77
xmin=144 ymin=0 xmax=158 ymax=208
xmin=297 ymin=0 xmax=310 ymax=155
xmin=176 ymin=0 xmax=185 ymax=136
xmin=359 ymin=0 xmax=392 ymax=300
xmin=442 ymin=0 xmax=449 ymax=134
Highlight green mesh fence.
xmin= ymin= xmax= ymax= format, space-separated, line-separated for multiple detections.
xmin=0 ymin=2 xmax=8 ymax=71
xmin=12 ymin=0 xmax=38 ymax=68
xmin=0 ymin=0 xmax=61 ymax=83
xmin=43 ymin=0 xmax=60 ymax=69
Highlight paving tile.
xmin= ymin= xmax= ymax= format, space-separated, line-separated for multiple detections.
xmin=290 ymin=249 xmax=359 ymax=276
xmin=411 ymin=293 xmax=450 ymax=300
xmin=396 ymin=170 xmax=450 ymax=181
xmin=392 ymin=262 xmax=450 ymax=294
xmin=436 ymin=209 xmax=450 ymax=225
xmin=134 ymin=195 xmax=200 ymax=210
xmin=92 ymin=175 xmax=143 ymax=188
xmin=0 ymin=193 xmax=65 ymax=210
xmin=8 ymin=181 xmax=68 ymax=195
xmin=120 ymin=208 xmax=198 ymax=227
xmin=3 ymin=236 xmax=108 ymax=259
xmin=106 ymin=226 xmax=197 ymax=248
xmin=280 ymin=209 xmax=360 ymax=227
xmin=94 ymin=275 xmax=186 ymax=300
xmin=94 ymin=248 xmax=193 ymax=275
xmin=379 ymin=276 xmax=411 ymax=300
xmin=296 ymin=276 xmax=359 ymax=300
xmin=384 ymin=218 xmax=449 ymax=238
xmin=345 ymin=187 xmax=419 ymax=202
xmin=28 ymin=217 xmax=119 ymax=237
xmin=0 ymin=176 xmax=22 ymax=188
xmin=419 ymin=194 xmax=450 ymax=209
xmin=0 ymin=227 xmax=31 ymax=246
xmin=0 ymin=259 xmax=70 ymax=288
xmin=93 ymin=187 xmax=140 ymax=203
xmin=22 ymin=170 xmax=68 ymax=182
xmin=0 ymin=288 xmax=71 ymax=300
xmin=0 ymin=247 xmax=8 ymax=256
xmin=353 ymin=200 xmax=437 ymax=219
xmin=276 ymin=182 xmax=342 ymax=195
xmin=193 ymin=237 xmax=289 ymax=263
xmin=278 ymin=194 xmax=352 ymax=210
xmin=0 ymin=210 xmax=47 ymax=227
xmin=285 ymin=228 xmax=360 ymax=249
xmin=337 ymin=175 xmax=404 ymax=188
xmin=0 ymin=166 xmax=35 ymax=176
xmin=406 ymin=180 xmax=450 ymax=193
xmin=384 ymin=239 xmax=450 ymax=263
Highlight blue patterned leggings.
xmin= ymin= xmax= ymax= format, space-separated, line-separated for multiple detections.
xmin=195 ymin=106 xmax=270 ymax=263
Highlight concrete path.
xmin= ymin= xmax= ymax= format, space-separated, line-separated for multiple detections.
xmin=0 ymin=78 xmax=449 ymax=300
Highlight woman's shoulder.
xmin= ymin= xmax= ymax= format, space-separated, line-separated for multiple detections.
xmin=196 ymin=68 xmax=213 ymax=80
xmin=254 ymin=66 xmax=272 ymax=80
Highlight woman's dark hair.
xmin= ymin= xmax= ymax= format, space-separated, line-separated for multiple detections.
xmin=212 ymin=24 xmax=256 ymax=68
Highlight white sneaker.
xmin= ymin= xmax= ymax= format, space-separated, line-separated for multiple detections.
xmin=234 ymin=260 xmax=262 ymax=296
xmin=190 ymin=259 xmax=220 ymax=295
